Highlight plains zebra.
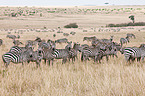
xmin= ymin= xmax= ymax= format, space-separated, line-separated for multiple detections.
xmin=52 ymin=43 xmax=72 ymax=64
xmin=83 ymin=36 xmax=96 ymax=41
xmin=81 ymin=47 xmax=100 ymax=62
xmin=68 ymin=43 xmax=81 ymax=63
xmin=63 ymin=33 xmax=69 ymax=36
xmin=2 ymin=48 xmax=34 ymax=67
xmin=127 ymin=33 xmax=136 ymax=39
xmin=9 ymin=44 xmax=32 ymax=54
xmin=55 ymin=38 xmax=68 ymax=43
xmin=123 ymin=47 xmax=145 ymax=63
xmin=13 ymin=39 xmax=23 ymax=46
xmin=120 ymin=36 xmax=129 ymax=46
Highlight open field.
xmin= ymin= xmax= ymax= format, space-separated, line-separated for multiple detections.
xmin=0 ymin=5 xmax=145 ymax=95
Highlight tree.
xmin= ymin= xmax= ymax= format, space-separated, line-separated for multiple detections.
xmin=129 ymin=15 xmax=135 ymax=23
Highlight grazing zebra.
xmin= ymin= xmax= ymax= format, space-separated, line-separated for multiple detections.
xmin=81 ymin=47 xmax=100 ymax=62
xmin=83 ymin=36 xmax=96 ymax=41
xmin=35 ymin=37 xmax=42 ymax=42
xmin=2 ymin=48 xmax=33 ymax=68
xmin=6 ymin=35 xmax=20 ymax=39
xmin=0 ymin=39 xmax=3 ymax=46
xmin=13 ymin=39 xmax=23 ymax=46
xmin=52 ymin=43 xmax=72 ymax=64
xmin=123 ymin=47 xmax=145 ymax=63
xmin=70 ymin=31 xmax=76 ymax=35
xmin=127 ymin=33 xmax=136 ymax=39
xmin=63 ymin=33 xmax=69 ymax=36
xmin=55 ymin=38 xmax=68 ymax=44
xmin=120 ymin=36 xmax=129 ymax=46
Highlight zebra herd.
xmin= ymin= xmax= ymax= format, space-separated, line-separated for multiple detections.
xmin=2 ymin=33 xmax=145 ymax=68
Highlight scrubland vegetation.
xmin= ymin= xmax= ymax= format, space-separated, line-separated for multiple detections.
xmin=0 ymin=5 xmax=145 ymax=95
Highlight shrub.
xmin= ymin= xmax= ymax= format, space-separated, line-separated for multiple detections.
xmin=107 ymin=22 xmax=145 ymax=27
xmin=64 ymin=23 xmax=78 ymax=28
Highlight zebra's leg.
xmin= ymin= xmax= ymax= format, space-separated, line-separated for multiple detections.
xmin=137 ymin=57 xmax=141 ymax=62
xmin=62 ymin=58 xmax=67 ymax=64
xmin=81 ymin=53 xmax=84 ymax=62
xmin=44 ymin=59 xmax=46 ymax=64
xmin=115 ymin=54 xmax=118 ymax=58
xmin=106 ymin=55 xmax=109 ymax=61
xmin=131 ymin=57 xmax=135 ymax=62
xmin=5 ymin=62 xmax=10 ymax=68
xmin=27 ymin=60 xmax=30 ymax=64
xmin=47 ymin=60 xmax=50 ymax=66
xmin=36 ymin=60 xmax=40 ymax=68
xmin=52 ymin=59 xmax=54 ymax=66
xmin=141 ymin=57 xmax=144 ymax=62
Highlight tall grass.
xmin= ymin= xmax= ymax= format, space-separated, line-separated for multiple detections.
xmin=0 ymin=28 xmax=145 ymax=95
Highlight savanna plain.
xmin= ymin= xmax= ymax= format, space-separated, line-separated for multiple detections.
xmin=0 ymin=5 xmax=145 ymax=96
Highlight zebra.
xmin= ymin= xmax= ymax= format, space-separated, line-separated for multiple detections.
xmin=120 ymin=36 xmax=129 ymax=46
xmin=70 ymin=31 xmax=76 ymax=35
xmin=63 ymin=33 xmax=69 ymax=36
xmin=2 ymin=48 xmax=34 ymax=68
xmin=83 ymin=36 xmax=96 ymax=41
xmin=52 ymin=43 xmax=72 ymax=64
xmin=9 ymin=44 xmax=33 ymax=54
xmin=27 ymin=50 xmax=43 ymax=67
xmin=81 ymin=47 xmax=100 ymax=62
xmin=55 ymin=38 xmax=68 ymax=44
xmin=38 ymin=47 xmax=55 ymax=66
xmin=0 ymin=39 xmax=3 ymax=46
xmin=68 ymin=42 xmax=81 ymax=63
xmin=26 ymin=40 xmax=37 ymax=47
xmin=127 ymin=33 xmax=136 ymax=39
xmin=123 ymin=47 xmax=145 ymax=63
xmin=13 ymin=39 xmax=23 ymax=46
xmin=37 ymin=41 xmax=56 ymax=65
xmin=6 ymin=35 xmax=20 ymax=39
xmin=35 ymin=37 xmax=42 ymax=42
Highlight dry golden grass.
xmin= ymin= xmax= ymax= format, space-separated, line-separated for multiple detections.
xmin=0 ymin=5 xmax=145 ymax=96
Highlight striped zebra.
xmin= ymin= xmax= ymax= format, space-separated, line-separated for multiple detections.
xmin=37 ymin=47 xmax=55 ymax=66
xmin=83 ymin=36 xmax=96 ymax=41
xmin=120 ymin=36 xmax=129 ymax=46
xmin=68 ymin=43 xmax=81 ymax=63
xmin=2 ymin=48 xmax=34 ymax=67
xmin=127 ymin=33 xmax=136 ymax=39
xmin=27 ymin=50 xmax=43 ymax=67
xmin=13 ymin=39 xmax=23 ymax=46
xmin=52 ymin=43 xmax=72 ymax=64
xmin=81 ymin=47 xmax=100 ymax=62
xmin=9 ymin=44 xmax=33 ymax=54
xmin=123 ymin=47 xmax=145 ymax=63
xmin=55 ymin=38 xmax=68 ymax=44
xmin=37 ymin=40 xmax=56 ymax=65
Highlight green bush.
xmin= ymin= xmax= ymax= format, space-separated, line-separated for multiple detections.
xmin=64 ymin=23 xmax=78 ymax=28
